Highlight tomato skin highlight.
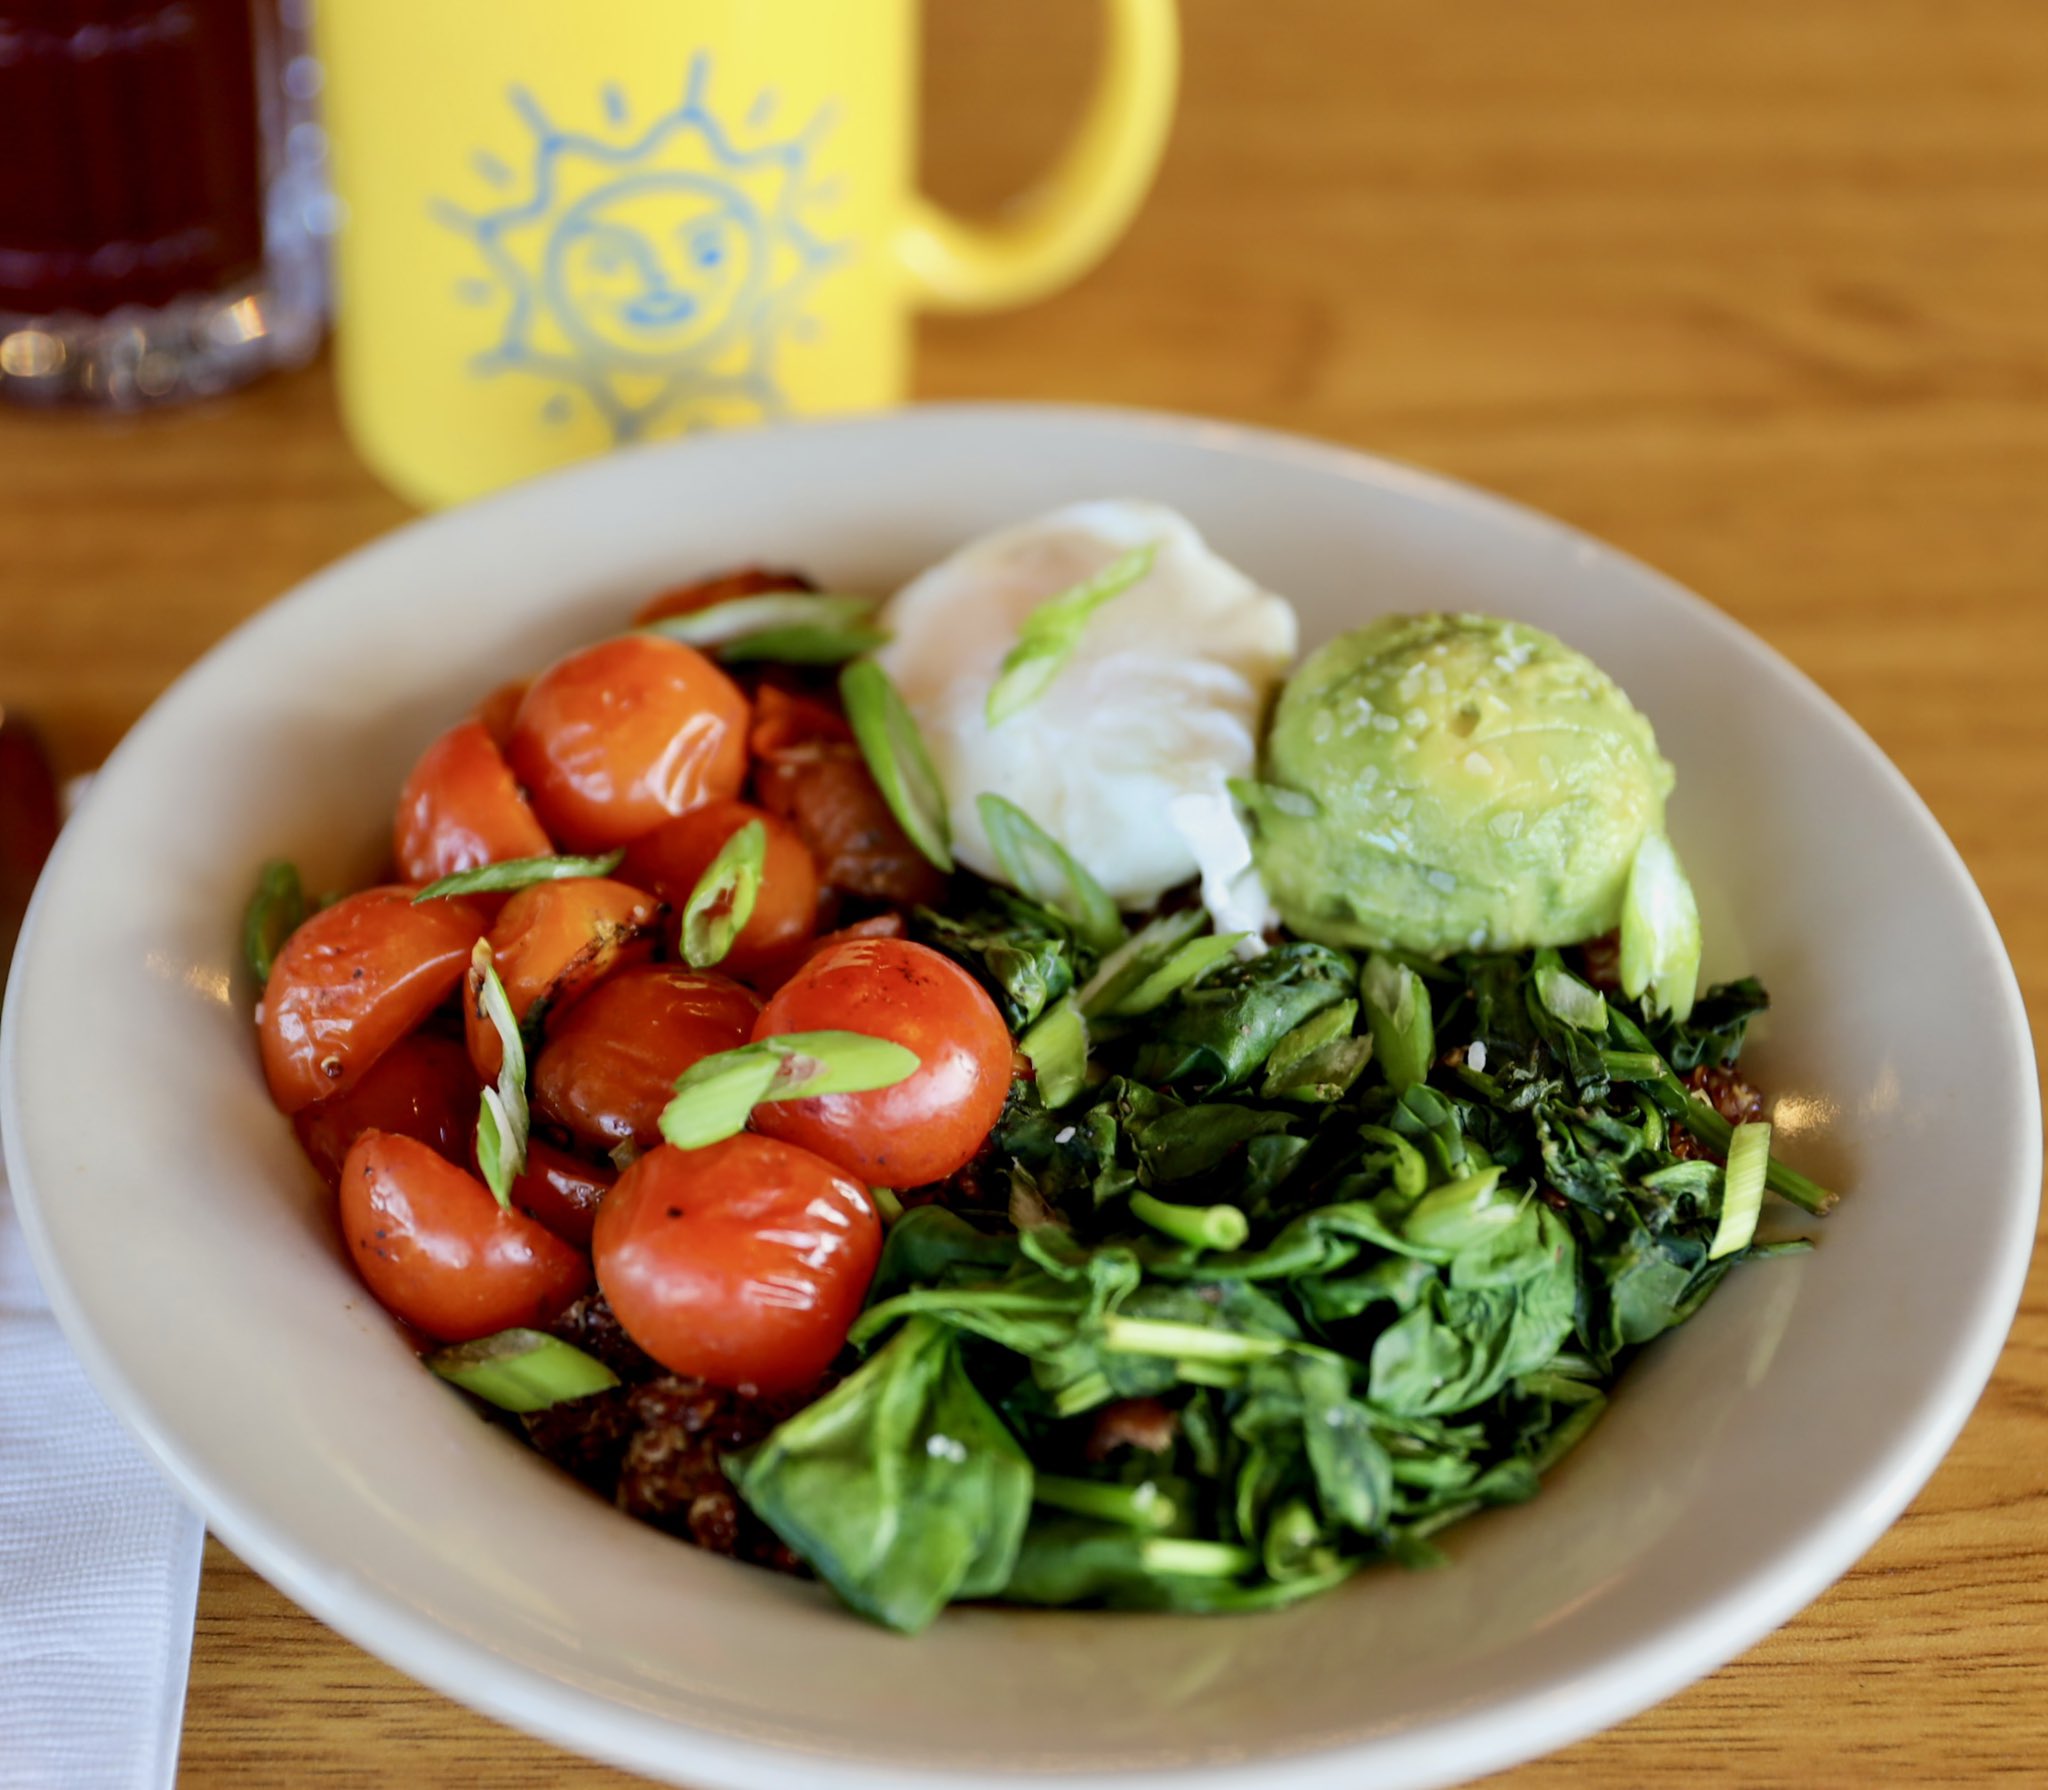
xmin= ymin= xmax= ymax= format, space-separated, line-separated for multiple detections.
xmin=531 ymin=964 xmax=762 ymax=1153
xmin=748 ymin=936 xmax=1013 ymax=1188
xmin=341 ymin=1131 xmax=590 ymax=1343
xmin=393 ymin=719 xmax=553 ymax=887
xmin=293 ymin=1031 xmax=477 ymax=1188
xmin=594 ymin=1137 xmax=880 ymax=1396
xmin=507 ymin=1139 xmax=613 ymax=1250
xmin=621 ymin=799 xmax=820 ymax=983
xmin=260 ymin=888 xmax=489 ymax=1115
xmin=505 ymin=635 xmax=750 ymax=852
xmin=463 ymin=876 xmax=663 ymax=1081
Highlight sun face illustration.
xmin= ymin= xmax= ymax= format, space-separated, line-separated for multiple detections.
xmin=437 ymin=58 xmax=845 ymax=442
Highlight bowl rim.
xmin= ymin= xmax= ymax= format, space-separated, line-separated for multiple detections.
xmin=4 ymin=401 xmax=2039 ymax=1790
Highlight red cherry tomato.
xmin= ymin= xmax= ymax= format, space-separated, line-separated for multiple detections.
xmin=634 ymin=565 xmax=814 ymax=626
xmin=260 ymin=888 xmax=488 ymax=1115
xmin=531 ymin=965 xmax=761 ymax=1153
xmin=748 ymin=936 xmax=1013 ymax=1188
xmin=471 ymin=680 xmax=528 ymax=749
xmin=505 ymin=635 xmax=750 ymax=852
xmin=749 ymin=685 xmax=946 ymax=906
xmin=393 ymin=719 xmax=553 ymax=886
xmin=293 ymin=1031 xmax=477 ymax=1188
xmin=594 ymin=1136 xmax=880 ymax=1395
xmin=507 ymin=1139 xmax=613 ymax=1250
xmin=341 ymin=1131 xmax=590 ymax=1343
xmin=464 ymin=876 xmax=663 ymax=1080
xmin=621 ymin=799 xmax=820 ymax=983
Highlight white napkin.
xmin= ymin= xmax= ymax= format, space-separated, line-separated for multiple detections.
xmin=0 ymin=1156 xmax=206 ymax=1789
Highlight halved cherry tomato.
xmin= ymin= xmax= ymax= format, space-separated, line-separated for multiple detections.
xmin=594 ymin=1136 xmax=880 ymax=1395
xmin=505 ymin=635 xmax=750 ymax=851
xmin=621 ymin=798 xmax=820 ymax=983
xmin=634 ymin=566 xmax=814 ymax=626
xmin=749 ymin=684 xmax=945 ymax=906
xmin=464 ymin=876 xmax=663 ymax=1081
xmin=531 ymin=965 xmax=761 ymax=1153
xmin=507 ymin=1139 xmax=613 ymax=1250
xmin=748 ymin=936 xmax=1012 ymax=1188
xmin=293 ymin=1031 xmax=477 ymax=1188
xmin=260 ymin=888 xmax=488 ymax=1115
xmin=393 ymin=719 xmax=553 ymax=887
xmin=341 ymin=1131 xmax=589 ymax=1342
xmin=472 ymin=680 xmax=528 ymax=749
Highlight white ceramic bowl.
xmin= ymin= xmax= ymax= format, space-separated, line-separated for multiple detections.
xmin=5 ymin=407 xmax=2037 ymax=1790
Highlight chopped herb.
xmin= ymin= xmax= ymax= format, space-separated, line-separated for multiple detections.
xmin=414 ymin=851 xmax=624 ymax=903
xmin=977 ymin=794 xmax=1125 ymax=954
xmin=428 ymin=1328 xmax=618 ymax=1412
xmin=241 ymin=858 xmax=306 ymax=985
xmin=680 ymin=819 xmax=765 ymax=968
xmin=839 ymin=659 xmax=953 ymax=873
xmin=471 ymin=941 xmax=529 ymax=1207
xmin=985 ymin=542 xmax=1157 ymax=726
xmin=660 ymin=1031 xmax=922 ymax=1151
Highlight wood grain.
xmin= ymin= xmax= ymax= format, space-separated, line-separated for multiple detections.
xmin=3 ymin=1 xmax=2043 ymax=1783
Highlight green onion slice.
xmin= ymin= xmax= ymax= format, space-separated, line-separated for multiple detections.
xmin=984 ymin=542 xmax=1157 ymax=726
xmin=1106 ymin=932 xmax=1245 ymax=1018
xmin=1361 ymin=951 xmax=1434 ymax=1093
xmin=1075 ymin=906 xmax=1209 ymax=1016
xmin=471 ymin=940 xmax=529 ymax=1208
xmin=660 ymin=1030 xmax=922 ymax=1151
xmin=680 ymin=819 xmax=765 ymax=968
xmin=1033 ymin=1474 xmax=1178 ymax=1532
xmin=838 ymin=659 xmax=953 ymax=873
xmin=1708 ymin=1120 xmax=1772 ymax=1260
xmin=1128 ymin=1190 xmax=1251 ymax=1253
xmin=643 ymin=592 xmax=890 ymax=664
xmin=1019 ymin=995 xmax=1088 ymax=1109
xmin=414 ymin=851 xmax=624 ymax=903
xmin=241 ymin=858 xmax=307 ymax=986
xmin=1619 ymin=832 xmax=1702 ymax=1024
xmin=977 ymin=793 xmax=1124 ymax=954
xmin=427 ymin=1328 xmax=618 ymax=1413
xmin=1533 ymin=953 xmax=1609 ymax=1033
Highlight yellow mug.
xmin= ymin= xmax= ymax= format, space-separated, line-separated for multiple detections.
xmin=317 ymin=0 xmax=1179 ymax=509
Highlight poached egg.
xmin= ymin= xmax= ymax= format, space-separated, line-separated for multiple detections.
xmin=875 ymin=501 xmax=1298 ymax=910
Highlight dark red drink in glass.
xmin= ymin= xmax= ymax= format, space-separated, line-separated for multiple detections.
xmin=0 ymin=0 xmax=324 ymax=406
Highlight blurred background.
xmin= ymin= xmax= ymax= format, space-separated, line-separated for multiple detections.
xmin=2 ymin=1 xmax=2045 ymax=1781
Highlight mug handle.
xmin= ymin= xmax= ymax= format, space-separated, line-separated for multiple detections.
xmin=898 ymin=0 xmax=1180 ymax=312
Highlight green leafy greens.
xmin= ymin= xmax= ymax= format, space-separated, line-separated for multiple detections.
xmin=730 ymin=923 xmax=1833 ymax=1631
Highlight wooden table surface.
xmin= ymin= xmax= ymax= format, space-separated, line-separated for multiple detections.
xmin=4 ymin=1 xmax=2045 ymax=1783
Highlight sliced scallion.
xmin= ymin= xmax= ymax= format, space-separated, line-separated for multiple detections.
xmin=1104 ymin=932 xmax=1244 ymax=1017
xmin=977 ymin=793 xmax=1124 ymax=954
xmin=838 ymin=659 xmax=953 ymax=873
xmin=241 ymin=858 xmax=307 ymax=986
xmin=660 ymin=1030 xmax=922 ymax=1151
xmin=679 ymin=819 xmax=765 ymax=968
xmin=414 ymin=851 xmax=624 ymax=903
xmin=1128 ymin=1191 xmax=1250 ymax=1253
xmin=1019 ymin=995 xmax=1088 ymax=1108
xmin=984 ymin=542 xmax=1157 ymax=726
xmin=1708 ymin=1120 xmax=1771 ymax=1260
xmin=643 ymin=592 xmax=889 ymax=665
xmin=1533 ymin=952 xmax=1609 ymax=1033
xmin=1075 ymin=906 xmax=1209 ymax=1016
xmin=1361 ymin=952 xmax=1434 ymax=1092
xmin=1032 ymin=1474 xmax=1178 ymax=1532
xmin=471 ymin=940 xmax=529 ymax=1208
xmin=1619 ymin=832 xmax=1702 ymax=1023
xmin=427 ymin=1328 xmax=618 ymax=1413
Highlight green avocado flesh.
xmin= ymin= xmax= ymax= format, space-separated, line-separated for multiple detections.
xmin=1252 ymin=613 xmax=1675 ymax=956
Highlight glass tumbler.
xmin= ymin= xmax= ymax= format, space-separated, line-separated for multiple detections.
xmin=0 ymin=0 xmax=327 ymax=407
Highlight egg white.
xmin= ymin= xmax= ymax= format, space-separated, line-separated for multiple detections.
xmin=876 ymin=501 xmax=1298 ymax=909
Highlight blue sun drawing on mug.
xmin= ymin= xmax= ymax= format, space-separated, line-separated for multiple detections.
xmin=437 ymin=57 xmax=846 ymax=443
